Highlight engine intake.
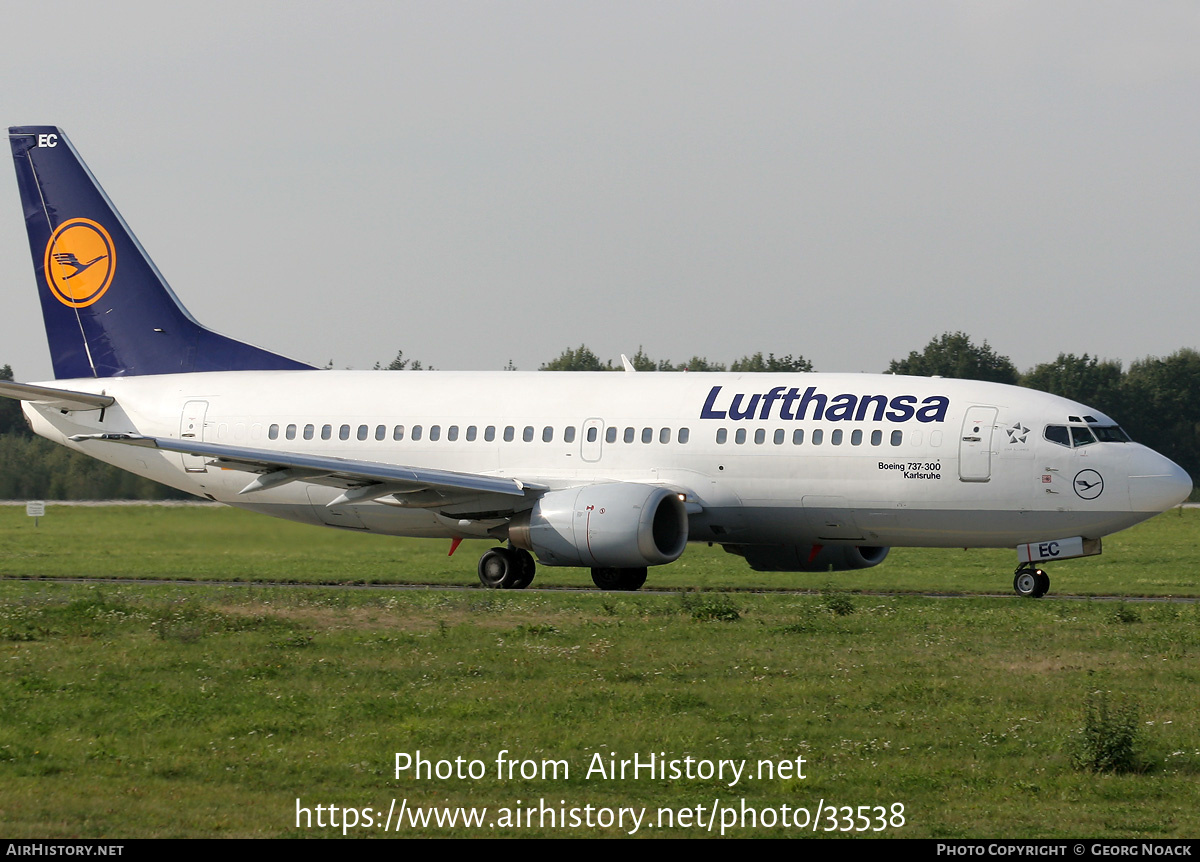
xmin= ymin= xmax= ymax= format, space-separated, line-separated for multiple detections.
xmin=508 ymin=483 xmax=688 ymax=568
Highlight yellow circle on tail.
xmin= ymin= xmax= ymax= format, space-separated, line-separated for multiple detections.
xmin=44 ymin=218 xmax=116 ymax=308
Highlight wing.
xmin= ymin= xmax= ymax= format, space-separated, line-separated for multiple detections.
xmin=0 ymin=380 xmax=114 ymax=411
xmin=71 ymin=433 xmax=547 ymax=514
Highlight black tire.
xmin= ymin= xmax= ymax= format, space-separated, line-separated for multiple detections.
xmin=1013 ymin=567 xmax=1048 ymax=598
xmin=591 ymin=567 xmax=622 ymax=590
xmin=621 ymin=567 xmax=648 ymax=591
xmin=511 ymin=548 xmax=536 ymax=589
xmin=478 ymin=547 xmax=518 ymax=589
xmin=591 ymin=566 xmax=647 ymax=591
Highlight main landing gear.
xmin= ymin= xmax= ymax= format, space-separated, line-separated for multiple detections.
xmin=475 ymin=549 xmax=649 ymax=592
xmin=477 ymin=546 xmax=536 ymax=589
xmin=1013 ymin=563 xmax=1051 ymax=598
xmin=591 ymin=567 xmax=648 ymax=591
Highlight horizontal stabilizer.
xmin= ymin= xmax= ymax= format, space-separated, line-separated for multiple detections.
xmin=0 ymin=380 xmax=114 ymax=411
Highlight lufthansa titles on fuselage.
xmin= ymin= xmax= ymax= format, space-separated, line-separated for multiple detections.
xmin=699 ymin=385 xmax=950 ymax=423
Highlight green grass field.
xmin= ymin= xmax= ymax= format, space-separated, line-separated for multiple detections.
xmin=2 ymin=503 xmax=1199 ymax=596
xmin=1 ymin=506 xmax=1199 ymax=838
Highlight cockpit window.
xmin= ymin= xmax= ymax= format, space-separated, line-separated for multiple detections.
xmin=1070 ymin=426 xmax=1097 ymax=447
xmin=1044 ymin=425 xmax=1070 ymax=447
xmin=1047 ymin=424 xmax=1126 ymax=447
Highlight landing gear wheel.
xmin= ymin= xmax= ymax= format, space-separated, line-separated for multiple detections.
xmin=511 ymin=548 xmax=536 ymax=589
xmin=1013 ymin=565 xmax=1049 ymax=598
xmin=621 ymin=567 xmax=648 ymax=591
xmin=478 ymin=547 xmax=520 ymax=589
xmin=591 ymin=566 xmax=648 ymax=591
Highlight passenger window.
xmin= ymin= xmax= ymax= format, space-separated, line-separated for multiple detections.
xmin=522 ymin=426 xmax=534 ymax=442
xmin=774 ymin=429 xmax=785 ymax=445
xmin=716 ymin=428 xmax=728 ymax=444
xmin=624 ymin=427 xmax=635 ymax=444
xmin=792 ymin=429 xmax=804 ymax=445
xmin=754 ymin=429 xmax=765 ymax=444
xmin=851 ymin=429 xmax=862 ymax=446
xmin=357 ymin=425 xmax=368 ymax=441
xmin=286 ymin=424 xmax=297 ymax=440
xmin=812 ymin=429 xmax=823 ymax=445
xmin=735 ymin=428 xmax=746 ymax=444
xmin=412 ymin=425 xmax=423 ymax=441
xmin=321 ymin=424 xmax=332 ymax=441
xmin=660 ymin=427 xmax=670 ymax=444
xmin=339 ymin=424 xmax=350 ymax=441
xmin=542 ymin=426 xmax=553 ymax=443
xmin=466 ymin=426 xmax=477 ymax=442
xmin=448 ymin=426 xmax=459 ymax=441
xmin=871 ymin=430 xmax=882 ymax=446
xmin=1044 ymin=425 xmax=1070 ymax=447
xmin=375 ymin=424 xmax=386 ymax=441
xmin=430 ymin=425 xmax=441 ymax=441
xmin=303 ymin=424 xmax=314 ymax=441
xmin=393 ymin=425 xmax=405 ymax=441
xmin=678 ymin=428 xmax=689 ymax=444
xmin=831 ymin=429 xmax=843 ymax=445
xmin=587 ymin=427 xmax=598 ymax=443
xmin=484 ymin=426 xmax=496 ymax=442
xmin=890 ymin=430 xmax=902 ymax=446
xmin=268 ymin=424 xmax=279 ymax=440
xmin=564 ymin=427 xmax=576 ymax=443
xmin=606 ymin=427 xmax=617 ymax=444
xmin=641 ymin=427 xmax=653 ymax=444
xmin=504 ymin=426 xmax=515 ymax=442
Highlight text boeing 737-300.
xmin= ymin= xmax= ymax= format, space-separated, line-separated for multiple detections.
xmin=2 ymin=126 xmax=1191 ymax=596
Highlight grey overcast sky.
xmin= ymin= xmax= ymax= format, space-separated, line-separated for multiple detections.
xmin=2 ymin=1 xmax=1198 ymax=379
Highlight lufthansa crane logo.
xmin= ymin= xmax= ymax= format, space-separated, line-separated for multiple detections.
xmin=1074 ymin=469 xmax=1104 ymax=500
xmin=43 ymin=218 xmax=116 ymax=308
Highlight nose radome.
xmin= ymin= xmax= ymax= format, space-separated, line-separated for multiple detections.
xmin=1128 ymin=447 xmax=1193 ymax=512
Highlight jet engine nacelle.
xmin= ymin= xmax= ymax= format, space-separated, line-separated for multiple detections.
xmin=508 ymin=483 xmax=689 ymax=568
xmin=726 ymin=543 xmax=890 ymax=572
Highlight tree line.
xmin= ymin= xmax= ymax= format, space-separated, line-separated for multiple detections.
xmin=1 ymin=333 xmax=1197 ymax=499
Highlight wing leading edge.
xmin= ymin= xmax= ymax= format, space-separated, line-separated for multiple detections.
xmin=71 ymin=433 xmax=544 ymax=511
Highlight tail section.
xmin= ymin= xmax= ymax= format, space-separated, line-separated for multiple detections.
xmin=9 ymin=126 xmax=313 ymax=379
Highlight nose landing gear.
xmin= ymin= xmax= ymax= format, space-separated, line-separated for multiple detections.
xmin=1013 ymin=563 xmax=1050 ymax=598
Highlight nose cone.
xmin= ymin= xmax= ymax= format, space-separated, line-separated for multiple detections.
xmin=1128 ymin=447 xmax=1193 ymax=512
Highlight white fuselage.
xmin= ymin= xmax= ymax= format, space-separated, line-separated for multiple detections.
xmin=22 ymin=369 xmax=1191 ymax=553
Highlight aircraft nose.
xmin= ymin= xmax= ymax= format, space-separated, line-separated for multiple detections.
xmin=1128 ymin=447 xmax=1193 ymax=512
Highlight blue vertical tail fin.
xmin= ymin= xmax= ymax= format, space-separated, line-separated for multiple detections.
xmin=9 ymin=126 xmax=314 ymax=379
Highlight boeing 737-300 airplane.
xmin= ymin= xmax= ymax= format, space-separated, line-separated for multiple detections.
xmin=3 ymin=127 xmax=1192 ymax=597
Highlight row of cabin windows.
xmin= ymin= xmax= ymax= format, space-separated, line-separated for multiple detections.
xmin=265 ymin=423 xmax=692 ymax=445
xmin=263 ymin=422 xmax=902 ymax=448
xmin=715 ymin=427 xmax=903 ymax=447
